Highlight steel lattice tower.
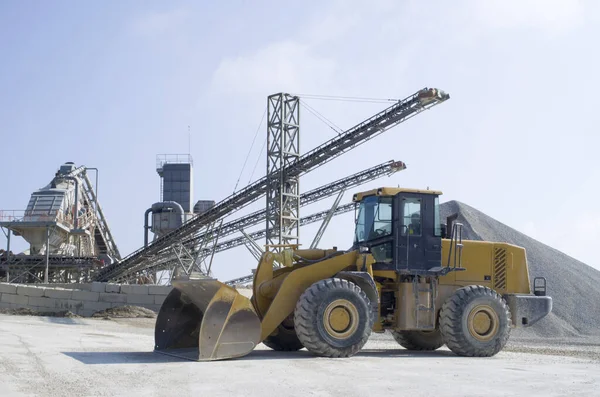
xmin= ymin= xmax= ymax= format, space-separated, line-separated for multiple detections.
xmin=266 ymin=93 xmax=300 ymax=249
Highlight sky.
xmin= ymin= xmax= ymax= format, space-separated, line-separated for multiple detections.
xmin=0 ymin=0 xmax=599 ymax=281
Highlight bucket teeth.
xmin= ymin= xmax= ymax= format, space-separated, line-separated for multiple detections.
xmin=154 ymin=279 xmax=261 ymax=361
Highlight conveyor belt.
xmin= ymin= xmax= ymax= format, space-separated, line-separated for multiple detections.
xmin=94 ymin=87 xmax=449 ymax=282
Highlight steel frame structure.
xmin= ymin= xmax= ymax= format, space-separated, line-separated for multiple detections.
xmin=0 ymin=164 xmax=120 ymax=283
xmin=94 ymin=87 xmax=449 ymax=283
xmin=266 ymin=93 xmax=301 ymax=249
xmin=0 ymin=253 xmax=101 ymax=283
xmin=310 ymin=189 xmax=345 ymax=249
xmin=212 ymin=202 xmax=356 ymax=257
xmin=123 ymin=201 xmax=358 ymax=284
xmin=81 ymin=172 xmax=121 ymax=260
xmin=181 ymin=160 xmax=404 ymax=248
xmin=102 ymin=160 xmax=405 ymax=282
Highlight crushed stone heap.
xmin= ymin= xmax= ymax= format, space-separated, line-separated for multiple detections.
xmin=440 ymin=200 xmax=600 ymax=338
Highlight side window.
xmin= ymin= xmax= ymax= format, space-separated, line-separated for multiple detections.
xmin=401 ymin=197 xmax=421 ymax=236
xmin=434 ymin=196 xmax=441 ymax=237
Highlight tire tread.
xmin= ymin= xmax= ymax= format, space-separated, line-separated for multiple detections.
xmin=439 ymin=285 xmax=511 ymax=357
xmin=294 ymin=277 xmax=373 ymax=358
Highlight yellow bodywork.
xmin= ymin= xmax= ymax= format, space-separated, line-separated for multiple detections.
xmin=153 ymin=239 xmax=535 ymax=362
xmin=439 ymin=240 xmax=532 ymax=295
xmin=251 ymin=248 xmax=358 ymax=341
xmin=153 ymin=185 xmax=540 ymax=361
xmin=247 ymin=237 xmax=532 ymax=340
xmin=353 ymin=187 xmax=442 ymax=202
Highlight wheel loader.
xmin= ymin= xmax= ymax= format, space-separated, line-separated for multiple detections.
xmin=154 ymin=187 xmax=552 ymax=361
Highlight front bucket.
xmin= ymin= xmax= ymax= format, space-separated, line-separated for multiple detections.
xmin=154 ymin=278 xmax=261 ymax=361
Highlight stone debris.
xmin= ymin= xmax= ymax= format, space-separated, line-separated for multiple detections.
xmin=441 ymin=200 xmax=600 ymax=338
xmin=0 ymin=307 xmax=81 ymax=318
xmin=91 ymin=305 xmax=157 ymax=319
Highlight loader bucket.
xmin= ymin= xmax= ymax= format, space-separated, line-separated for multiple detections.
xmin=154 ymin=278 xmax=261 ymax=361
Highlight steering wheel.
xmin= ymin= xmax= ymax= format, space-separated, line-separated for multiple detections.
xmin=374 ymin=228 xmax=387 ymax=237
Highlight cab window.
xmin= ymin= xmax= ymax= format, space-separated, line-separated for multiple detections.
xmin=401 ymin=197 xmax=421 ymax=236
xmin=354 ymin=196 xmax=393 ymax=243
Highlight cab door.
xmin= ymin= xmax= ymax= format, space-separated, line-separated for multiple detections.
xmin=395 ymin=193 xmax=427 ymax=272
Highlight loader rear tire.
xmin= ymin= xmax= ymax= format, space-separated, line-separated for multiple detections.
xmin=390 ymin=329 xmax=444 ymax=351
xmin=294 ymin=278 xmax=373 ymax=358
xmin=262 ymin=314 xmax=304 ymax=351
xmin=439 ymin=285 xmax=511 ymax=357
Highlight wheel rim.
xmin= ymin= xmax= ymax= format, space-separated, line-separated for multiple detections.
xmin=323 ymin=299 xmax=359 ymax=339
xmin=467 ymin=304 xmax=499 ymax=341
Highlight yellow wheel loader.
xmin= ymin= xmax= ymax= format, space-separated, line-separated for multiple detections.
xmin=154 ymin=187 xmax=552 ymax=361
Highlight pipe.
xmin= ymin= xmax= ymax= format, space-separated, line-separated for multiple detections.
xmin=145 ymin=202 xmax=185 ymax=247
xmin=151 ymin=201 xmax=185 ymax=215
xmin=144 ymin=208 xmax=152 ymax=247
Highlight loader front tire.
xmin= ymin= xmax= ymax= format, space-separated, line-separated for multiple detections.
xmin=294 ymin=278 xmax=373 ymax=358
xmin=390 ymin=329 xmax=444 ymax=351
xmin=262 ymin=314 xmax=304 ymax=351
xmin=439 ymin=285 xmax=511 ymax=357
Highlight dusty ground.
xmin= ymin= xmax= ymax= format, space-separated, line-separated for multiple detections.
xmin=0 ymin=314 xmax=598 ymax=397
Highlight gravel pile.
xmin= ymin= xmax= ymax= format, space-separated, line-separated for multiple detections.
xmin=91 ymin=305 xmax=157 ymax=319
xmin=0 ymin=308 xmax=81 ymax=318
xmin=440 ymin=200 xmax=600 ymax=338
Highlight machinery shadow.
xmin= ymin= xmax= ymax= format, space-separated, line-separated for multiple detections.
xmin=357 ymin=348 xmax=457 ymax=358
xmin=62 ymin=351 xmax=177 ymax=365
xmin=238 ymin=348 xmax=458 ymax=361
xmin=63 ymin=348 xmax=457 ymax=365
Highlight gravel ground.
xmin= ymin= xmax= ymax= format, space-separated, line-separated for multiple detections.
xmin=440 ymin=200 xmax=600 ymax=339
xmin=0 ymin=314 xmax=597 ymax=397
xmin=371 ymin=331 xmax=600 ymax=362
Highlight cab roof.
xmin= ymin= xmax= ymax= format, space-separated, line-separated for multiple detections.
xmin=352 ymin=187 xmax=443 ymax=202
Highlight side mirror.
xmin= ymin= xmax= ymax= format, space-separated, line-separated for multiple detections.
xmin=440 ymin=223 xmax=447 ymax=239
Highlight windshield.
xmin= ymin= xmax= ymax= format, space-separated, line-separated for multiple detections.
xmin=354 ymin=196 xmax=393 ymax=243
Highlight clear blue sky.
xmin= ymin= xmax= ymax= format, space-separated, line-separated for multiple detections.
xmin=1 ymin=0 xmax=599 ymax=280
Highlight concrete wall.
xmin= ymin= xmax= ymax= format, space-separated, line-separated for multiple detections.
xmin=0 ymin=282 xmax=173 ymax=317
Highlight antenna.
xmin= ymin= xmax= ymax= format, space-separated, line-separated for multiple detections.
xmin=188 ymin=125 xmax=191 ymax=155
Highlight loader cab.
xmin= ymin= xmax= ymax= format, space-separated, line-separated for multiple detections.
xmin=353 ymin=187 xmax=443 ymax=274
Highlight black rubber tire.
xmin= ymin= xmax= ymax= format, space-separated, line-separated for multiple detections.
xmin=262 ymin=314 xmax=304 ymax=351
xmin=390 ymin=329 xmax=445 ymax=351
xmin=439 ymin=285 xmax=511 ymax=357
xmin=294 ymin=278 xmax=373 ymax=358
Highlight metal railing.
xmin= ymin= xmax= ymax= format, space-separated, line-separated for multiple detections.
xmin=156 ymin=154 xmax=193 ymax=171
xmin=1 ymin=209 xmax=66 ymax=224
xmin=0 ymin=208 xmax=86 ymax=229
